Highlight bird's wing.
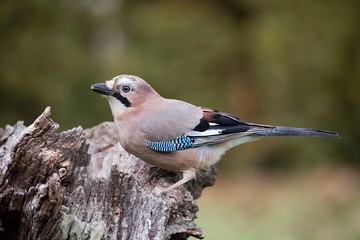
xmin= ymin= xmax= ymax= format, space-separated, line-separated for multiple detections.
xmin=146 ymin=107 xmax=270 ymax=151
xmin=187 ymin=108 xmax=273 ymax=147
xmin=138 ymin=98 xmax=204 ymax=141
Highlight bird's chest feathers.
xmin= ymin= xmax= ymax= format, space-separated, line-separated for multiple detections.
xmin=114 ymin=118 xmax=147 ymax=152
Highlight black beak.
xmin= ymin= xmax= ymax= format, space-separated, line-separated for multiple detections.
xmin=91 ymin=83 xmax=114 ymax=96
xmin=91 ymin=82 xmax=132 ymax=107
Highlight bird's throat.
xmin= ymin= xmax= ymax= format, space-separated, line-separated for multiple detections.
xmin=107 ymin=96 xmax=129 ymax=119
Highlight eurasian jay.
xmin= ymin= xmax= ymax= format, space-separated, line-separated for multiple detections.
xmin=91 ymin=74 xmax=339 ymax=191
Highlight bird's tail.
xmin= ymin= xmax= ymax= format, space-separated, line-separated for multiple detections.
xmin=192 ymin=124 xmax=340 ymax=150
xmin=253 ymin=125 xmax=340 ymax=139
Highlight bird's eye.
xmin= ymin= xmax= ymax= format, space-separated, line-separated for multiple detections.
xmin=121 ymin=85 xmax=132 ymax=93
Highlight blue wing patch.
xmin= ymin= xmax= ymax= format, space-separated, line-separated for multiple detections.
xmin=147 ymin=135 xmax=194 ymax=152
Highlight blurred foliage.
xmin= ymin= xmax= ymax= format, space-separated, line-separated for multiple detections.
xmin=0 ymin=0 xmax=359 ymax=170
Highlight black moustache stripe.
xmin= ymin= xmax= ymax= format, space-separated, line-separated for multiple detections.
xmin=113 ymin=92 xmax=131 ymax=107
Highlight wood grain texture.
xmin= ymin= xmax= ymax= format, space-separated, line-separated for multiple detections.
xmin=0 ymin=107 xmax=216 ymax=240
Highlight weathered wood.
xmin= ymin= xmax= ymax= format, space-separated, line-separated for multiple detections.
xmin=0 ymin=107 xmax=216 ymax=240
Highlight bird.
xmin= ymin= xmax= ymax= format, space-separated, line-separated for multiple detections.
xmin=91 ymin=74 xmax=340 ymax=191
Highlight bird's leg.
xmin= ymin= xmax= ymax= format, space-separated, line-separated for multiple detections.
xmin=165 ymin=169 xmax=197 ymax=191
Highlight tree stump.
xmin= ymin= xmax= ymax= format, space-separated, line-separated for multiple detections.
xmin=0 ymin=107 xmax=216 ymax=240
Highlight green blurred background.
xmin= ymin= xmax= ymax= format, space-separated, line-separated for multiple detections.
xmin=1 ymin=0 xmax=359 ymax=239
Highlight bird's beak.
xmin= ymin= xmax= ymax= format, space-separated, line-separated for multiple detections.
xmin=91 ymin=83 xmax=114 ymax=96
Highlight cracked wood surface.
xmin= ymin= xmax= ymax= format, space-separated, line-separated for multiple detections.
xmin=0 ymin=107 xmax=216 ymax=240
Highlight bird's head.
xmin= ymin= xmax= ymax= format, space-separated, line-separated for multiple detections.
xmin=91 ymin=74 xmax=160 ymax=117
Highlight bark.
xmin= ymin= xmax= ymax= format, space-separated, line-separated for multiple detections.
xmin=0 ymin=107 xmax=216 ymax=240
